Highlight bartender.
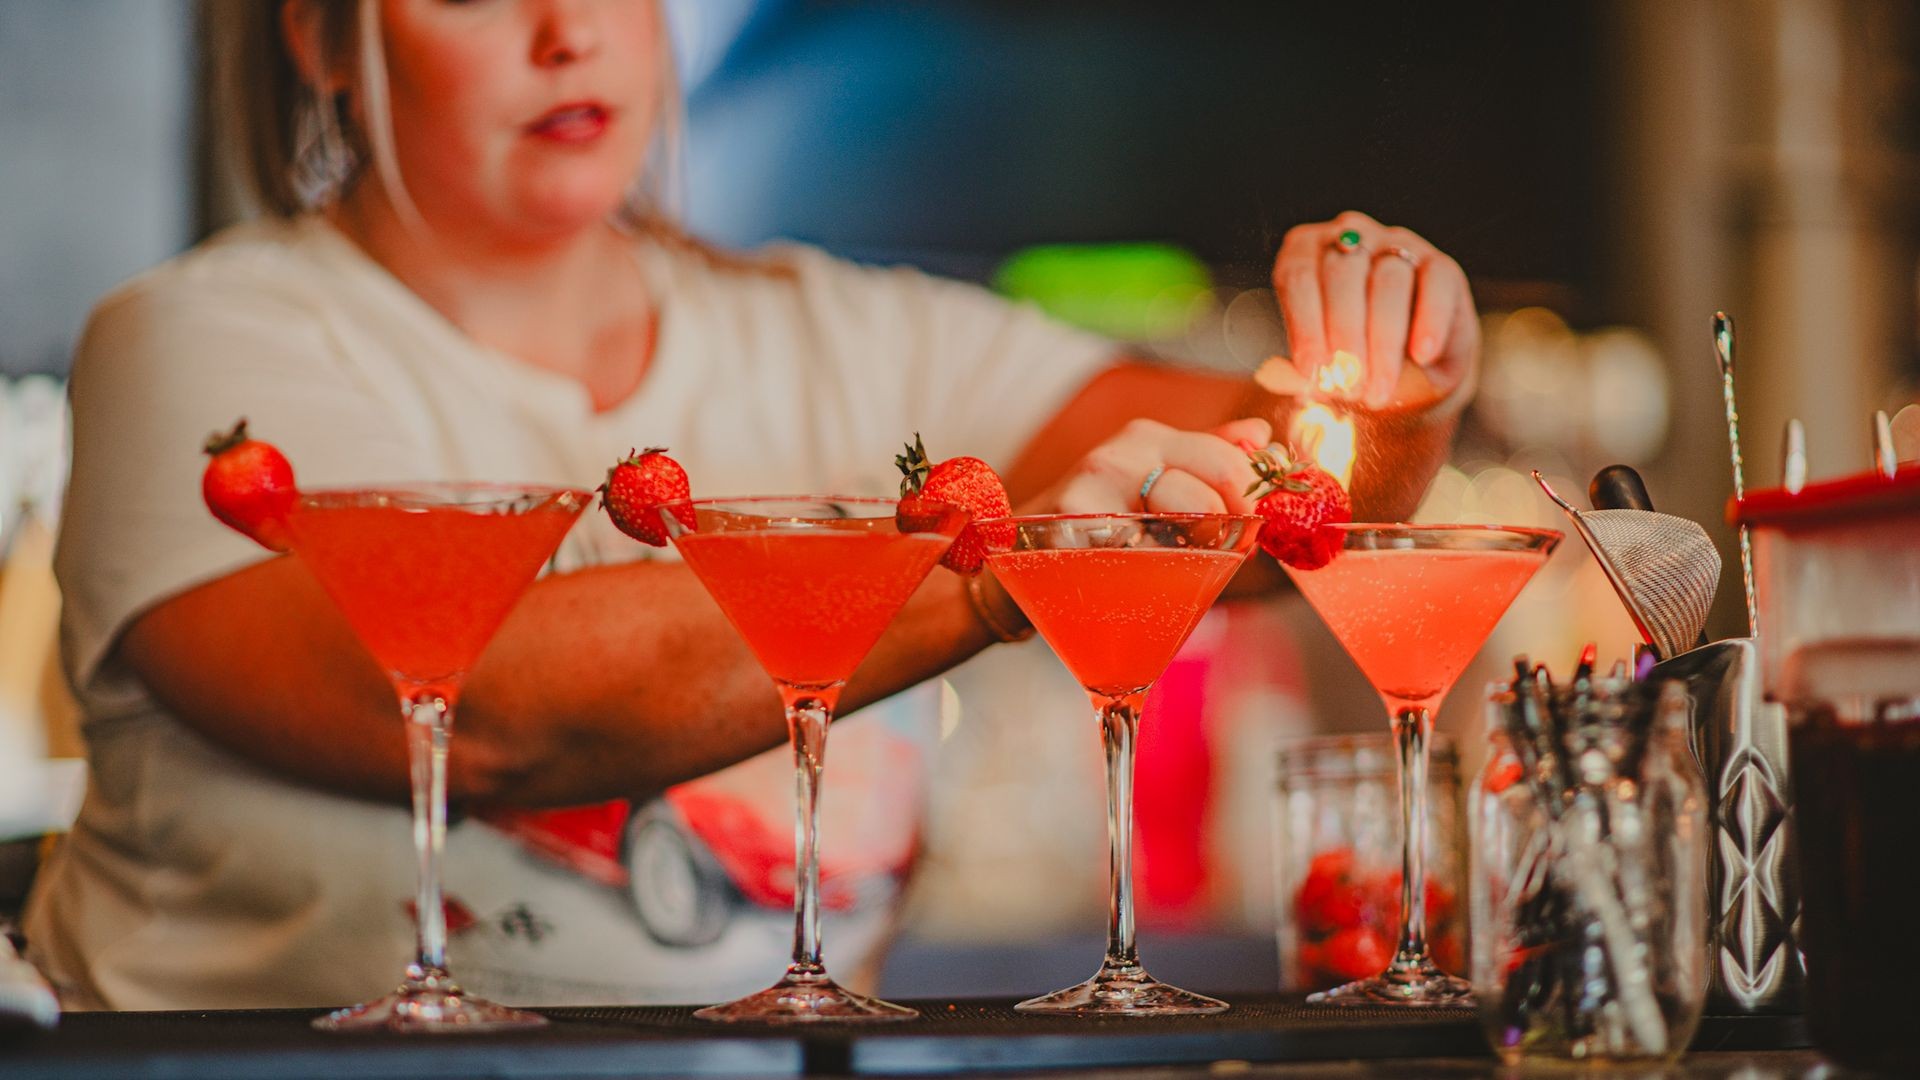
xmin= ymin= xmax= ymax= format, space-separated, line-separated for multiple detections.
xmin=28 ymin=0 xmax=1478 ymax=1009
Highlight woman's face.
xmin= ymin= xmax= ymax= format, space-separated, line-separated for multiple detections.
xmin=367 ymin=0 xmax=663 ymax=242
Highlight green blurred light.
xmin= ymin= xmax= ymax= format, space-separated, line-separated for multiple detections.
xmin=993 ymin=242 xmax=1213 ymax=341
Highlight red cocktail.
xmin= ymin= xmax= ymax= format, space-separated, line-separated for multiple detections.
xmin=659 ymin=497 xmax=967 ymax=1024
xmin=984 ymin=513 xmax=1259 ymax=1017
xmin=285 ymin=484 xmax=589 ymax=1032
xmin=1279 ymin=524 xmax=1558 ymax=1007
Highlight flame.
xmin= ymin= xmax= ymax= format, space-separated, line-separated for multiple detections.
xmin=1290 ymin=403 xmax=1356 ymax=490
xmin=1315 ymin=349 xmax=1364 ymax=397
xmin=1286 ymin=349 xmax=1360 ymax=489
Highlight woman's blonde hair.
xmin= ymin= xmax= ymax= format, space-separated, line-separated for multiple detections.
xmin=208 ymin=0 xmax=683 ymax=228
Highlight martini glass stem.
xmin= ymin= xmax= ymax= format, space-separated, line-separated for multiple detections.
xmin=780 ymin=683 xmax=840 ymax=978
xmin=403 ymin=691 xmax=453 ymax=982
xmin=1097 ymin=690 xmax=1145 ymax=973
xmin=1389 ymin=702 xmax=1435 ymax=972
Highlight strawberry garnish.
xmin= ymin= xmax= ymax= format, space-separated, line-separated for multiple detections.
xmin=895 ymin=433 xmax=1011 ymax=574
xmin=599 ymin=447 xmax=694 ymax=547
xmin=201 ymin=418 xmax=296 ymax=552
xmin=1247 ymin=446 xmax=1352 ymax=570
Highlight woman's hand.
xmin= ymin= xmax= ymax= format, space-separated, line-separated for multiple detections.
xmin=1271 ymin=211 xmax=1478 ymax=410
xmin=1035 ymin=416 xmax=1272 ymax=515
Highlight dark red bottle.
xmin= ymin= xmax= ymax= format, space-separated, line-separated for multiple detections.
xmin=1789 ymin=691 xmax=1920 ymax=1073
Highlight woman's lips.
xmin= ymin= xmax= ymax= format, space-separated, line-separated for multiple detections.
xmin=528 ymin=103 xmax=611 ymax=144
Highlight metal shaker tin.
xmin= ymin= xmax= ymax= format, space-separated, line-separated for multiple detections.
xmin=1651 ymin=639 xmax=1803 ymax=1013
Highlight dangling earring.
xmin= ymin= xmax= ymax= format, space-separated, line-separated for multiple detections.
xmin=293 ymin=84 xmax=356 ymax=210
xmin=316 ymin=88 xmax=355 ymax=199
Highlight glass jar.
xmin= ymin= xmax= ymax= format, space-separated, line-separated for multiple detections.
xmin=1272 ymin=733 xmax=1463 ymax=993
xmin=1471 ymin=680 xmax=1709 ymax=1064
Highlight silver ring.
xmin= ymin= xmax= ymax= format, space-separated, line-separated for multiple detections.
xmin=1138 ymin=465 xmax=1168 ymax=507
xmin=1381 ymin=244 xmax=1421 ymax=268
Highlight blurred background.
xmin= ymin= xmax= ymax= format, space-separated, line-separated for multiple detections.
xmin=3 ymin=0 xmax=1919 ymax=996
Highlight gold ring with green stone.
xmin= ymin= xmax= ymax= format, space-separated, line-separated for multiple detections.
xmin=1333 ymin=228 xmax=1366 ymax=254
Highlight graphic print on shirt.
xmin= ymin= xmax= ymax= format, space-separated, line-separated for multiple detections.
xmin=479 ymin=692 xmax=933 ymax=952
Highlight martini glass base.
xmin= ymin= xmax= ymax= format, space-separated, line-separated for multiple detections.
xmin=313 ymin=970 xmax=547 ymax=1032
xmin=694 ymin=971 xmax=918 ymax=1024
xmin=1016 ymin=963 xmax=1229 ymax=1017
xmin=1307 ymin=964 xmax=1473 ymax=1008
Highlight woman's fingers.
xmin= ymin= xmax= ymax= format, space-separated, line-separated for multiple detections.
xmin=1049 ymin=418 xmax=1268 ymax=515
xmin=1274 ymin=234 xmax=1330 ymax=381
xmin=1154 ymin=429 xmax=1263 ymax=513
xmin=1142 ymin=468 xmax=1227 ymax=514
xmin=1408 ymin=254 xmax=1463 ymax=369
xmin=1365 ymin=254 xmax=1415 ymax=407
xmin=1321 ymin=244 xmax=1371 ymax=389
xmin=1273 ymin=213 xmax=1477 ymax=407
xmin=1212 ymin=417 xmax=1273 ymax=453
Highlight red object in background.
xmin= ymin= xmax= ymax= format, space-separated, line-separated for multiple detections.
xmin=1137 ymin=605 xmax=1312 ymax=929
xmin=1135 ymin=629 xmax=1215 ymax=925
xmin=481 ymin=801 xmax=633 ymax=889
xmin=403 ymin=896 xmax=480 ymax=936
xmin=478 ymin=789 xmax=874 ymax=913
xmin=664 ymin=786 xmax=868 ymax=911
xmin=1291 ymin=845 xmax=1463 ymax=987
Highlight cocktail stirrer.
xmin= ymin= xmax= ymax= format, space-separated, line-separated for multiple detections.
xmin=1713 ymin=312 xmax=1758 ymax=636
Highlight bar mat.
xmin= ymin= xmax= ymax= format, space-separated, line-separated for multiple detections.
xmin=4 ymin=995 xmax=1809 ymax=1078
xmin=15 ymin=1007 xmax=797 ymax=1079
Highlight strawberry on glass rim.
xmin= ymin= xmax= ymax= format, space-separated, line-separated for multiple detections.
xmin=600 ymin=447 xmax=695 ymax=546
xmin=894 ymin=433 xmax=1011 ymax=574
xmin=1247 ymin=445 xmax=1352 ymax=570
xmin=202 ymin=418 xmax=297 ymax=552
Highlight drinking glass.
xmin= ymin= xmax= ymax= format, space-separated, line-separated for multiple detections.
xmin=284 ymin=483 xmax=590 ymax=1032
xmin=1473 ymin=681 xmax=1709 ymax=1063
xmin=659 ymin=497 xmax=968 ymax=1023
xmin=1279 ymin=524 xmax=1559 ymax=1006
xmin=984 ymin=512 xmax=1259 ymax=1016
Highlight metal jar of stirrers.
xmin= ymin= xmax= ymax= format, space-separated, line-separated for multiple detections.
xmin=1471 ymin=676 xmax=1710 ymax=1065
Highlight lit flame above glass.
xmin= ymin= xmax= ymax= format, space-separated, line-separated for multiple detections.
xmin=1291 ymin=350 xmax=1361 ymax=490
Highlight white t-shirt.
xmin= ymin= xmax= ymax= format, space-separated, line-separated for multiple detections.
xmin=26 ymin=216 xmax=1112 ymax=1010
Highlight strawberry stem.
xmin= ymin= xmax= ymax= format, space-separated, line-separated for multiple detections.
xmin=203 ymin=418 xmax=251 ymax=457
xmin=895 ymin=432 xmax=931 ymax=496
xmin=1245 ymin=446 xmax=1315 ymax=498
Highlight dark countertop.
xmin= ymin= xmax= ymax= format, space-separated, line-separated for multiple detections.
xmin=0 ymin=994 xmax=1841 ymax=1080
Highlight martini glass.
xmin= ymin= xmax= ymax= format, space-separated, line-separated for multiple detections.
xmin=982 ymin=513 xmax=1260 ymax=1016
xmin=1279 ymin=524 xmax=1560 ymax=1007
xmin=657 ymin=496 xmax=968 ymax=1023
xmin=280 ymin=483 xmax=589 ymax=1032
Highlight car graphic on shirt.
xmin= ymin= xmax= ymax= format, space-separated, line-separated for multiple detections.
xmin=477 ymin=716 xmax=924 ymax=948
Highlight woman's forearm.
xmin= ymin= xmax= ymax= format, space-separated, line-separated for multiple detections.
xmin=124 ymin=554 xmax=998 ymax=810
xmin=457 ymin=560 xmax=995 ymax=806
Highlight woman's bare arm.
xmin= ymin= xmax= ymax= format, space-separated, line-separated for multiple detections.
xmin=120 ymin=549 xmax=996 ymax=807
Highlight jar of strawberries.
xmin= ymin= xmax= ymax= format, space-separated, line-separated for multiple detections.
xmin=1273 ymin=733 xmax=1465 ymax=992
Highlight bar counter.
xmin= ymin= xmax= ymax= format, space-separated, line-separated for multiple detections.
xmin=1 ymin=994 xmax=1830 ymax=1079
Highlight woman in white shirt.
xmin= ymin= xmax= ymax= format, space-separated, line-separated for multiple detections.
xmin=28 ymin=0 xmax=1479 ymax=1009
